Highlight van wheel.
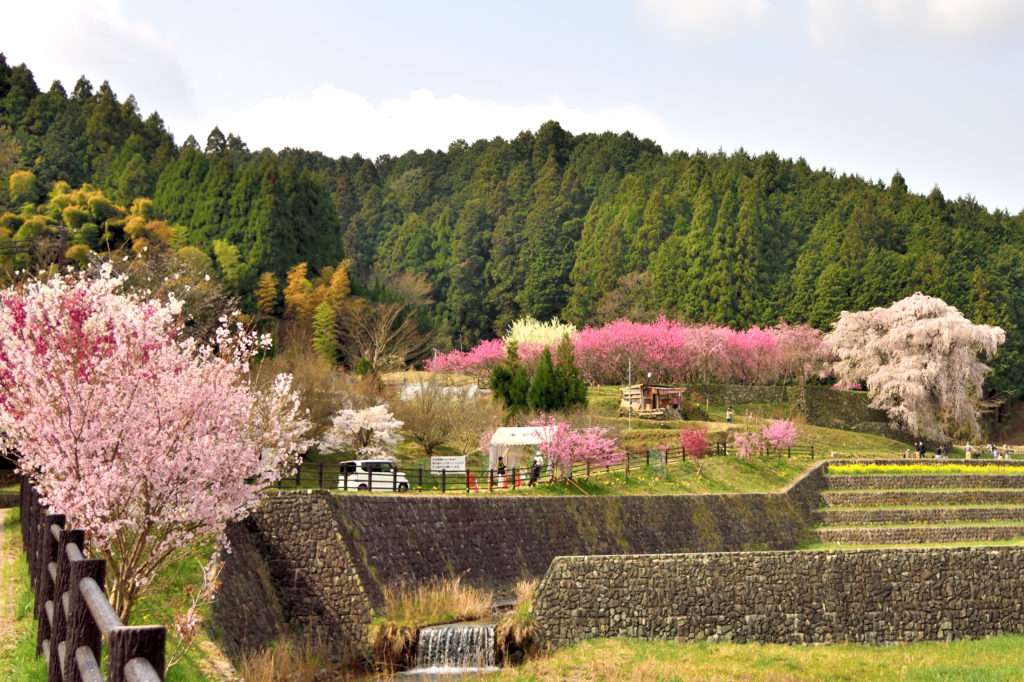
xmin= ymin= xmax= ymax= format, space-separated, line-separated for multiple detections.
xmin=357 ymin=484 xmax=368 ymax=491
xmin=397 ymin=482 xmax=409 ymax=492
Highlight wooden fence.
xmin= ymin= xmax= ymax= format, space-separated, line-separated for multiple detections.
xmin=20 ymin=478 xmax=165 ymax=682
xmin=275 ymin=443 xmax=818 ymax=493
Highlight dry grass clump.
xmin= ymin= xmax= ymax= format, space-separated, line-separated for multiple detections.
xmin=383 ymin=574 xmax=493 ymax=627
xmin=236 ymin=635 xmax=335 ymax=682
xmin=369 ymin=574 xmax=494 ymax=672
xmin=496 ymin=579 xmax=540 ymax=664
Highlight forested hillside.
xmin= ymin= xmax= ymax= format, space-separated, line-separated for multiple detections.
xmin=2 ymin=55 xmax=1023 ymax=397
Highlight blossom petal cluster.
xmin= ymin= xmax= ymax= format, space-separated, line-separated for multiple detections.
xmin=428 ymin=318 xmax=829 ymax=385
xmin=321 ymin=404 xmax=403 ymax=458
xmin=530 ymin=415 xmax=623 ymax=473
xmin=827 ymin=292 xmax=1004 ymax=440
xmin=0 ymin=267 xmax=311 ymax=554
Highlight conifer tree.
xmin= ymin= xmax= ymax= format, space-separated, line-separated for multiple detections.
xmin=554 ymin=333 xmax=588 ymax=409
xmin=528 ymin=347 xmax=563 ymax=412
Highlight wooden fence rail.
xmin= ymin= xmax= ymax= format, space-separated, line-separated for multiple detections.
xmin=275 ymin=443 xmax=818 ymax=493
xmin=20 ymin=477 xmax=165 ymax=682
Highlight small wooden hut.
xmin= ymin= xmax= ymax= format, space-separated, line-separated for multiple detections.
xmin=619 ymin=383 xmax=686 ymax=419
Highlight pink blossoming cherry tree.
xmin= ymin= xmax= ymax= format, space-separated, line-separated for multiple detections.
xmin=0 ymin=267 xmax=310 ymax=622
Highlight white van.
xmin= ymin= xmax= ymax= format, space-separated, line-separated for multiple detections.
xmin=337 ymin=460 xmax=410 ymax=491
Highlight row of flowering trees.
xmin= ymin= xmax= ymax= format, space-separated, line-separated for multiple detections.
xmin=427 ymin=317 xmax=829 ymax=385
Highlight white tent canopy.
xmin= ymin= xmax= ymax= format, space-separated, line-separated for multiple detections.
xmin=488 ymin=426 xmax=542 ymax=470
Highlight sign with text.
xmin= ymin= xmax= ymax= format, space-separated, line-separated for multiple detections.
xmin=430 ymin=455 xmax=466 ymax=474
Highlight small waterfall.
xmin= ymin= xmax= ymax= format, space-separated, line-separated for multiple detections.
xmin=409 ymin=622 xmax=498 ymax=675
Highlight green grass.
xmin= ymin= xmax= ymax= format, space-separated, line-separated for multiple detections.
xmin=831 ymin=463 xmax=1024 ymax=476
xmin=486 ymin=635 xmax=1024 ymax=681
xmin=798 ymin=537 xmax=1024 ymax=550
xmin=0 ymin=506 xmax=229 ymax=682
xmin=0 ymin=508 xmax=46 ymax=682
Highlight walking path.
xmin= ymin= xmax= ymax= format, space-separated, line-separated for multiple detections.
xmin=0 ymin=507 xmax=19 ymax=652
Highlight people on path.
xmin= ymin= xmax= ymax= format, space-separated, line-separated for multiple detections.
xmin=725 ymin=406 xmax=734 ymax=424
xmin=964 ymin=443 xmax=973 ymax=460
xmin=497 ymin=456 xmax=506 ymax=487
xmin=916 ymin=441 xmax=926 ymax=458
xmin=529 ymin=452 xmax=543 ymax=486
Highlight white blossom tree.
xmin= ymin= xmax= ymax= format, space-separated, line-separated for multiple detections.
xmin=321 ymin=404 xmax=403 ymax=458
xmin=827 ymin=292 xmax=1005 ymax=441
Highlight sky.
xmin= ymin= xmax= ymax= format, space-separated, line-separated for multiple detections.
xmin=2 ymin=0 xmax=1023 ymax=214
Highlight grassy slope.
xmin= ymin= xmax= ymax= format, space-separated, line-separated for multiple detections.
xmin=488 ymin=636 xmax=1024 ymax=681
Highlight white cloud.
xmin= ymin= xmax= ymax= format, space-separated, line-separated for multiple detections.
xmin=636 ymin=0 xmax=773 ymax=41
xmin=210 ymin=86 xmax=674 ymax=158
xmin=803 ymin=0 xmax=1024 ymax=48
xmin=0 ymin=0 xmax=194 ymax=121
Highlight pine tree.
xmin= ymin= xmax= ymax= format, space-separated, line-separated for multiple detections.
xmin=555 ymin=334 xmax=587 ymax=409
xmin=527 ymin=348 xmax=563 ymax=412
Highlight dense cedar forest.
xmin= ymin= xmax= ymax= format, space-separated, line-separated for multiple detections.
xmin=2 ymin=55 xmax=1023 ymax=398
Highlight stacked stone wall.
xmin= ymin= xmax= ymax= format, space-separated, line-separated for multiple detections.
xmin=534 ymin=548 xmax=1024 ymax=647
xmin=826 ymin=474 xmax=1024 ymax=490
xmin=815 ymin=506 xmax=1024 ymax=526
xmin=823 ymin=489 xmax=1024 ymax=507
xmin=330 ymin=490 xmax=812 ymax=593
xmin=215 ymin=462 xmax=830 ymax=660
xmin=212 ymin=491 xmax=373 ymax=662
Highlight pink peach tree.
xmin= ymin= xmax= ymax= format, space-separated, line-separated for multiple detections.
xmin=0 ymin=266 xmax=310 ymax=622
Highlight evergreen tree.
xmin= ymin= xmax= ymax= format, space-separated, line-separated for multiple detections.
xmin=527 ymin=347 xmax=563 ymax=412
xmin=554 ymin=333 xmax=587 ymax=409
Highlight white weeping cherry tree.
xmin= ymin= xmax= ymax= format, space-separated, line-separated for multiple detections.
xmin=827 ymin=292 xmax=1005 ymax=442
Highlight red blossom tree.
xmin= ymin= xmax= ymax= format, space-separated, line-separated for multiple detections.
xmin=0 ymin=267 xmax=311 ymax=621
xmin=827 ymin=292 xmax=1005 ymax=441
xmin=677 ymin=426 xmax=709 ymax=474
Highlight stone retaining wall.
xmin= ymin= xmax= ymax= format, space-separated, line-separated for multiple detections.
xmin=212 ymin=491 xmax=373 ymax=662
xmin=814 ymin=526 xmax=1024 ymax=545
xmin=814 ymin=506 xmax=1024 ymax=526
xmin=825 ymin=474 xmax=1024 ymax=490
xmin=534 ymin=548 xmax=1024 ymax=647
xmin=215 ymin=462 xmax=829 ymax=660
xmin=0 ymin=493 xmax=17 ymax=507
xmin=822 ymin=489 xmax=1024 ymax=507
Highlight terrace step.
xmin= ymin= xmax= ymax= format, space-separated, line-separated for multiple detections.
xmin=825 ymin=474 xmax=1024 ymax=490
xmin=813 ymin=506 xmax=1024 ymax=526
xmin=821 ymin=489 xmax=1024 ymax=508
xmin=813 ymin=524 xmax=1024 ymax=545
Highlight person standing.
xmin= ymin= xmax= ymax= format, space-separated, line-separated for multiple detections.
xmin=725 ymin=406 xmax=734 ymax=424
xmin=964 ymin=443 xmax=973 ymax=460
xmin=497 ymin=456 xmax=507 ymax=487
xmin=530 ymin=452 xmax=543 ymax=486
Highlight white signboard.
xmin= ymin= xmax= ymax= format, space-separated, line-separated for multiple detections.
xmin=430 ymin=455 xmax=466 ymax=474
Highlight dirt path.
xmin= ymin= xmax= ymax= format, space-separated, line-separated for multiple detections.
xmin=0 ymin=506 xmax=19 ymax=647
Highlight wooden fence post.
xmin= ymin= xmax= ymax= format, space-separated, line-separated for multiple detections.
xmin=107 ymin=625 xmax=165 ymax=682
xmin=63 ymin=559 xmax=105 ymax=682
xmin=49 ymin=528 xmax=84 ymax=681
xmin=35 ymin=513 xmax=64 ymax=656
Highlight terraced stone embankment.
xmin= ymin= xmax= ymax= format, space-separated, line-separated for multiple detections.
xmin=814 ymin=465 xmax=1024 ymax=546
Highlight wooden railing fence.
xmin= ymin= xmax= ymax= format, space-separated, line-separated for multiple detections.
xmin=20 ymin=477 xmax=165 ymax=682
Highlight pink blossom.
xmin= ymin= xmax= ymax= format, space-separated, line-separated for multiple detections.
xmin=0 ymin=266 xmax=310 ymax=621
xmin=761 ymin=420 xmax=798 ymax=450
xmin=530 ymin=415 xmax=623 ymax=477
